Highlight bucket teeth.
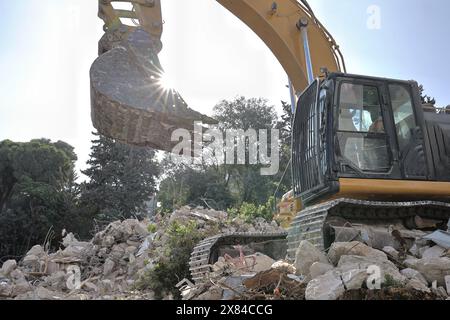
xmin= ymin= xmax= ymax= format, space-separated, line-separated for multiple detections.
xmin=91 ymin=28 xmax=216 ymax=152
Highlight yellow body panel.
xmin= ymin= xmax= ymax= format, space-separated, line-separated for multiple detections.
xmin=337 ymin=178 xmax=450 ymax=201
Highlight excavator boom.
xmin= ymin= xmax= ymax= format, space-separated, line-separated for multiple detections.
xmin=91 ymin=0 xmax=345 ymax=151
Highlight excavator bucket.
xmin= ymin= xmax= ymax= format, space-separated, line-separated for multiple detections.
xmin=90 ymin=28 xmax=216 ymax=152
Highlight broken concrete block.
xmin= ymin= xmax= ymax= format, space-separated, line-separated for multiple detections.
xmin=400 ymin=268 xmax=428 ymax=286
xmin=294 ymin=241 xmax=328 ymax=277
xmin=305 ymin=270 xmax=345 ymax=300
xmin=196 ymin=286 xmax=223 ymax=300
xmin=26 ymin=245 xmax=45 ymax=257
xmin=337 ymin=255 xmax=406 ymax=284
xmin=22 ymin=255 xmax=40 ymax=270
xmin=271 ymin=261 xmax=296 ymax=274
xmin=309 ymin=262 xmax=334 ymax=279
xmin=1 ymin=260 xmax=17 ymax=276
xmin=246 ymin=253 xmax=275 ymax=273
xmin=341 ymin=269 xmax=368 ymax=290
xmin=422 ymin=246 xmax=446 ymax=259
xmin=413 ymin=257 xmax=450 ymax=287
xmin=11 ymin=281 xmax=33 ymax=297
xmin=103 ymin=258 xmax=115 ymax=276
xmin=0 ymin=281 xmax=13 ymax=298
xmin=328 ymin=242 xmax=387 ymax=266
xmin=407 ymin=278 xmax=431 ymax=293
xmin=382 ymin=246 xmax=400 ymax=260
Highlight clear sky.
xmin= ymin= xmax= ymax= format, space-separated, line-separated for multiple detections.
xmin=1 ymin=0 xmax=449 ymax=177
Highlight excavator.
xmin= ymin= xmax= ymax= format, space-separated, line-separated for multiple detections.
xmin=91 ymin=0 xmax=450 ymax=283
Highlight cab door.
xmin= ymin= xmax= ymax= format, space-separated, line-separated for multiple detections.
xmin=334 ymin=79 xmax=401 ymax=179
xmin=387 ymin=83 xmax=428 ymax=180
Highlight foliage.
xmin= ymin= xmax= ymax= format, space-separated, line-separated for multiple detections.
xmin=418 ymin=84 xmax=436 ymax=105
xmin=81 ymin=132 xmax=160 ymax=222
xmin=158 ymin=155 xmax=233 ymax=213
xmin=228 ymin=196 xmax=276 ymax=223
xmin=135 ymin=220 xmax=203 ymax=299
xmin=0 ymin=139 xmax=79 ymax=258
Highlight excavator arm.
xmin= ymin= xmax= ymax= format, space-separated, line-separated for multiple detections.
xmin=91 ymin=0 xmax=345 ymax=151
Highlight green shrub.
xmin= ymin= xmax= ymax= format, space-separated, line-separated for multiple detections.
xmin=147 ymin=223 xmax=157 ymax=233
xmin=136 ymin=221 xmax=203 ymax=299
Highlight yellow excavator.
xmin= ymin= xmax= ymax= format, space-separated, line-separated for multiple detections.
xmin=91 ymin=0 xmax=450 ymax=283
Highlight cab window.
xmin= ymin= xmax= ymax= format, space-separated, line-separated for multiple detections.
xmin=337 ymin=83 xmax=391 ymax=172
xmin=389 ymin=84 xmax=417 ymax=152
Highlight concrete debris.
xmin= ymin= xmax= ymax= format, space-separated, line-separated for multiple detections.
xmin=294 ymin=240 xmax=329 ymax=277
xmin=1 ymin=260 xmax=17 ymax=276
xmin=337 ymin=255 xmax=407 ymax=284
xmin=271 ymin=261 xmax=296 ymax=274
xmin=305 ymin=270 xmax=345 ymax=300
xmin=412 ymin=257 xmax=450 ymax=286
xmin=309 ymin=262 xmax=334 ymax=280
xmin=328 ymin=242 xmax=388 ymax=266
xmin=382 ymin=246 xmax=400 ymax=260
xmin=400 ymin=268 xmax=428 ymax=286
xmin=423 ymin=230 xmax=450 ymax=249
xmin=341 ymin=269 xmax=368 ymax=291
xmin=2 ymin=205 xmax=448 ymax=301
xmin=421 ymin=245 xmax=446 ymax=259
xmin=406 ymin=279 xmax=431 ymax=293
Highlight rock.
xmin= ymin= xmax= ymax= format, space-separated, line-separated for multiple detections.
xmin=305 ymin=270 xmax=345 ymax=300
xmin=22 ymin=254 xmax=41 ymax=270
xmin=196 ymin=287 xmax=223 ymax=300
xmin=103 ymin=258 xmax=116 ymax=276
xmin=422 ymin=246 xmax=446 ymax=259
xmin=445 ymin=276 xmax=450 ymax=295
xmin=12 ymin=281 xmax=33 ymax=296
xmin=328 ymin=242 xmax=388 ymax=266
xmin=26 ymin=245 xmax=45 ymax=257
xmin=341 ymin=269 xmax=368 ymax=290
xmin=271 ymin=261 xmax=296 ymax=274
xmin=1 ymin=260 xmax=17 ymax=276
xmin=43 ymin=271 xmax=66 ymax=290
xmin=10 ymin=269 xmax=27 ymax=284
xmin=247 ymin=253 xmax=275 ymax=273
xmin=0 ymin=280 xmax=13 ymax=297
xmin=45 ymin=260 xmax=61 ymax=274
xmin=309 ymin=262 xmax=334 ymax=279
xmin=404 ymin=257 xmax=420 ymax=269
xmin=83 ymin=282 xmax=98 ymax=293
xmin=294 ymin=241 xmax=329 ymax=277
xmin=418 ymin=246 xmax=431 ymax=258
xmin=431 ymin=285 xmax=448 ymax=299
xmin=414 ymin=257 xmax=450 ymax=286
xmin=382 ymin=246 xmax=400 ymax=259
xmin=35 ymin=287 xmax=63 ymax=300
xmin=400 ymin=268 xmax=428 ymax=286
xmin=337 ymin=255 xmax=406 ymax=284
xmin=99 ymin=280 xmax=114 ymax=293
xmin=407 ymin=278 xmax=431 ymax=293
xmin=101 ymin=235 xmax=115 ymax=248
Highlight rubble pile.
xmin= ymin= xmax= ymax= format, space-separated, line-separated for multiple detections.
xmin=0 ymin=206 xmax=283 ymax=300
xmin=0 ymin=219 xmax=156 ymax=300
xmin=186 ymin=231 xmax=450 ymax=300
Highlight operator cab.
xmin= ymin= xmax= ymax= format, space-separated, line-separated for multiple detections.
xmin=292 ymin=73 xmax=450 ymax=205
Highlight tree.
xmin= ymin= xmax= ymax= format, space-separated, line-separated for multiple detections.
xmin=157 ymin=154 xmax=233 ymax=213
xmin=213 ymin=97 xmax=280 ymax=205
xmin=418 ymin=84 xmax=436 ymax=106
xmin=0 ymin=139 xmax=78 ymax=257
xmin=81 ymin=132 xmax=160 ymax=222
